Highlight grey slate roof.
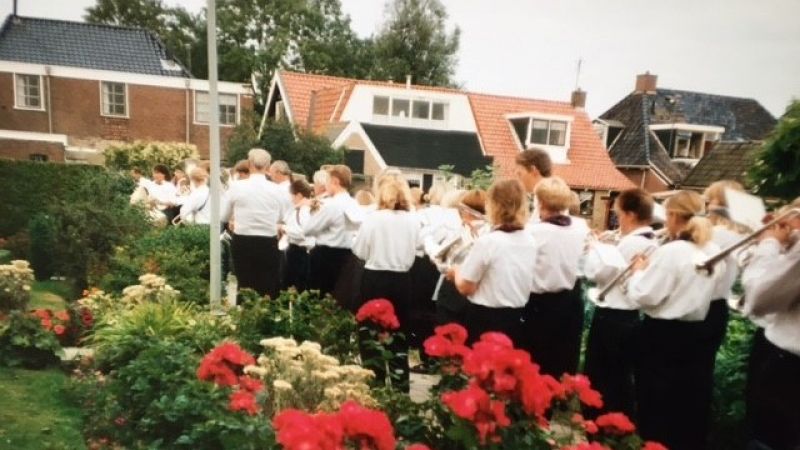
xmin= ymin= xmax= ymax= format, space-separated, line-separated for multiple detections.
xmin=0 ymin=15 xmax=191 ymax=77
xmin=360 ymin=124 xmax=493 ymax=176
xmin=681 ymin=141 xmax=761 ymax=188
xmin=599 ymin=88 xmax=776 ymax=185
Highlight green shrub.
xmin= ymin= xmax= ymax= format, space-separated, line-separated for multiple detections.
xmin=0 ymin=311 xmax=62 ymax=369
xmin=103 ymin=140 xmax=199 ymax=174
xmin=102 ymin=225 xmax=211 ymax=303
xmin=27 ymin=214 xmax=58 ymax=281
xmin=0 ymin=249 xmax=10 ymax=264
xmin=233 ymin=289 xmax=357 ymax=360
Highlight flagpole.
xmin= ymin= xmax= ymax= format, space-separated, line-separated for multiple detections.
xmin=206 ymin=0 xmax=222 ymax=312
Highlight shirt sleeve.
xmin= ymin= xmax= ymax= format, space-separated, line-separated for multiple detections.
xmin=179 ymin=191 xmax=198 ymax=220
xmin=351 ymin=217 xmax=372 ymax=261
xmin=583 ymin=242 xmax=623 ymax=286
xmin=626 ymin=245 xmax=677 ymax=308
xmin=743 ymin=239 xmax=800 ymax=316
xmin=459 ymin=236 xmax=490 ymax=284
xmin=303 ymin=201 xmax=334 ymax=237
xmin=220 ymin=185 xmax=235 ymax=223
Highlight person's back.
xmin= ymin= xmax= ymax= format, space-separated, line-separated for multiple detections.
xmin=227 ymin=175 xmax=289 ymax=236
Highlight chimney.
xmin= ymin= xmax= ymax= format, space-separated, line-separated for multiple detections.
xmin=635 ymin=72 xmax=658 ymax=94
xmin=571 ymin=89 xmax=587 ymax=110
xmin=405 ymin=74 xmax=412 ymax=89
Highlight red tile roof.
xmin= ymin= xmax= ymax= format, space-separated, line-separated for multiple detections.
xmin=277 ymin=70 xmax=633 ymax=191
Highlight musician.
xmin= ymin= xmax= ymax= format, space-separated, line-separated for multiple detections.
xmin=742 ymin=199 xmax=800 ymax=450
xmin=269 ymin=160 xmax=292 ymax=192
xmin=352 ymin=176 xmax=420 ymax=392
xmin=626 ymin=190 xmax=723 ymax=450
xmin=303 ymin=165 xmax=362 ymax=299
xmin=583 ymin=188 xmax=656 ymax=417
xmin=523 ymin=176 xmax=589 ymax=377
xmin=312 ymin=169 xmax=330 ymax=198
xmin=139 ymin=164 xmax=179 ymax=224
xmin=178 ymin=167 xmax=211 ymax=225
xmin=280 ymin=179 xmax=315 ymax=292
xmin=221 ymin=148 xmax=291 ymax=298
xmin=433 ymin=189 xmax=486 ymax=326
xmin=448 ymin=179 xmax=535 ymax=347
xmin=513 ymin=148 xmax=551 ymax=218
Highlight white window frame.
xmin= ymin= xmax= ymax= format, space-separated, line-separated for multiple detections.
xmin=99 ymin=81 xmax=129 ymax=118
xmin=371 ymin=94 xmax=449 ymax=128
xmin=193 ymin=91 xmax=239 ymax=127
xmin=13 ymin=73 xmax=45 ymax=111
xmin=506 ymin=113 xmax=574 ymax=163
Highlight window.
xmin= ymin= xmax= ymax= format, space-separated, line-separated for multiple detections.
xmin=29 ymin=153 xmax=48 ymax=162
xmin=195 ymin=92 xmax=238 ymax=125
xmin=523 ymin=118 xmax=569 ymax=148
xmin=392 ymin=98 xmax=410 ymax=118
xmin=15 ymin=74 xmax=43 ymax=110
xmin=101 ymin=81 xmax=127 ymax=117
xmin=530 ymin=120 xmax=549 ymax=145
xmin=275 ymin=100 xmax=286 ymax=121
xmin=412 ymin=100 xmax=430 ymax=119
xmin=431 ymin=102 xmax=447 ymax=121
xmin=578 ymin=191 xmax=594 ymax=216
xmin=373 ymin=96 xmax=390 ymax=116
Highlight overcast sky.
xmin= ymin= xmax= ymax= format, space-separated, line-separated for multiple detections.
xmin=2 ymin=0 xmax=798 ymax=118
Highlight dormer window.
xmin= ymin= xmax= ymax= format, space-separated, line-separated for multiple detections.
xmin=372 ymin=95 xmax=449 ymax=127
xmin=508 ymin=114 xmax=573 ymax=163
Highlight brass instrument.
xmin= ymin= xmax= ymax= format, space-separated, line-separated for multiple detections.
xmin=696 ymin=208 xmax=800 ymax=275
xmin=590 ymin=228 xmax=666 ymax=303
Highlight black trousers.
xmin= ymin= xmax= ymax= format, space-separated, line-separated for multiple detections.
xmin=747 ymin=338 xmax=800 ymax=450
xmin=583 ymin=307 xmax=640 ymax=418
xmin=464 ymin=302 xmax=526 ymax=348
xmin=697 ymin=298 xmax=730 ymax=436
xmin=358 ymin=269 xmax=412 ymax=392
xmin=522 ymin=283 xmax=584 ymax=377
xmin=436 ymin=279 xmax=469 ymax=327
xmin=230 ymin=234 xmax=280 ymax=298
xmin=408 ymin=257 xmax=439 ymax=349
xmin=635 ymin=316 xmax=714 ymax=450
xmin=308 ymin=245 xmax=351 ymax=299
xmin=283 ymin=244 xmax=310 ymax=292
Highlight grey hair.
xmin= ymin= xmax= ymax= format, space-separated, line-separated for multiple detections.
xmin=312 ymin=169 xmax=329 ymax=186
xmin=248 ymin=148 xmax=271 ymax=170
xmin=270 ymin=160 xmax=291 ymax=175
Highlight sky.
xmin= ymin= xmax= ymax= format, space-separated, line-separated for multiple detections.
xmin=2 ymin=0 xmax=798 ymax=118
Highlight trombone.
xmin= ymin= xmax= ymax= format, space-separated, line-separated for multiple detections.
xmin=696 ymin=207 xmax=800 ymax=274
xmin=591 ymin=228 xmax=666 ymax=303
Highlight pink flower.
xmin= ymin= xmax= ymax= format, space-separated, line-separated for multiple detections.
xmin=356 ymin=299 xmax=400 ymax=330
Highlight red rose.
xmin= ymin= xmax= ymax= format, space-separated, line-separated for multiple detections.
xmin=55 ymin=310 xmax=70 ymax=322
xmin=274 ymin=409 xmax=344 ymax=450
xmin=642 ymin=441 xmax=668 ymax=450
xmin=406 ymin=445 xmax=432 ymax=450
xmin=41 ymin=318 xmax=53 ymax=331
xmin=197 ymin=342 xmax=255 ymax=387
xmin=561 ymin=443 xmax=609 ymax=450
xmin=434 ymin=323 xmax=468 ymax=345
xmin=356 ymin=299 xmax=400 ymax=330
xmin=442 ymin=384 xmax=511 ymax=444
xmin=53 ymin=324 xmax=66 ymax=335
xmin=595 ymin=412 xmax=636 ymax=434
xmin=338 ymin=400 xmax=397 ymax=450
xmin=229 ymin=389 xmax=260 ymax=415
xmin=560 ymin=374 xmax=603 ymax=409
xmin=32 ymin=309 xmax=52 ymax=320
xmin=238 ymin=375 xmax=264 ymax=393
xmin=423 ymin=335 xmax=469 ymax=359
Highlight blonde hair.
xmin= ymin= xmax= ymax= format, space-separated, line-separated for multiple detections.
xmin=189 ymin=167 xmax=208 ymax=184
xmin=568 ymin=191 xmax=581 ymax=216
xmin=376 ymin=177 xmax=412 ymax=211
xmin=425 ymin=183 xmax=451 ymax=205
xmin=327 ymin=165 xmax=352 ymax=189
xmin=534 ymin=176 xmax=573 ymax=213
xmin=704 ymin=180 xmax=746 ymax=230
xmin=441 ymin=189 xmax=465 ymax=208
xmin=487 ymin=179 xmax=528 ymax=228
xmin=460 ymin=189 xmax=487 ymax=215
xmin=665 ymin=190 xmax=713 ymax=246
xmin=409 ymin=187 xmax=424 ymax=207
xmin=355 ymin=189 xmax=375 ymax=206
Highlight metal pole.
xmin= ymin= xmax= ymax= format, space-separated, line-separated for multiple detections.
xmin=206 ymin=0 xmax=222 ymax=312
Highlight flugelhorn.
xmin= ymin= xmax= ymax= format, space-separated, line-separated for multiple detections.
xmin=696 ymin=207 xmax=800 ymax=275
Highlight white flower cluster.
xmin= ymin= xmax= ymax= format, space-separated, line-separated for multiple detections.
xmin=120 ymin=273 xmax=180 ymax=306
xmin=245 ymin=337 xmax=375 ymax=413
xmin=76 ymin=288 xmax=116 ymax=317
xmin=0 ymin=260 xmax=34 ymax=311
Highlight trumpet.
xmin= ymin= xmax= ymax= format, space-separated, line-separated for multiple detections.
xmin=595 ymin=245 xmax=658 ymax=302
xmin=696 ymin=208 xmax=800 ymax=275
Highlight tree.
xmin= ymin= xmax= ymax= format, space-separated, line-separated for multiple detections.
xmin=226 ymin=120 xmax=344 ymax=178
xmin=748 ymin=100 xmax=800 ymax=200
xmin=370 ymin=0 xmax=461 ymax=87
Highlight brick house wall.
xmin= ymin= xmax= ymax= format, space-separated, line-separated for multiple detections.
xmin=0 ymin=72 xmax=254 ymax=160
xmin=0 ymin=139 xmax=65 ymax=162
xmin=620 ymin=168 xmax=671 ymax=193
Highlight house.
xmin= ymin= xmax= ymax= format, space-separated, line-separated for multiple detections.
xmin=680 ymin=141 xmax=761 ymax=191
xmin=0 ymin=15 xmax=253 ymax=163
xmin=595 ymin=73 xmax=776 ymax=192
xmin=265 ymin=70 xmax=632 ymax=228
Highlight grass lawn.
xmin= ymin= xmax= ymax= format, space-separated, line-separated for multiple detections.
xmin=0 ymin=367 xmax=86 ymax=450
xmin=29 ymin=281 xmax=73 ymax=310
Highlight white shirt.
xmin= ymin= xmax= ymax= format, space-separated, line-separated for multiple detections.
xmin=179 ymin=185 xmax=211 ymax=225
xmin=742 ymin=238 xmax=800 ymax=355
xmin=352 ymin=210 xmax=421 ymax=272
xmin=221 ymin=174 xmax=291 ymax=237
xmin=584 ymin=226 xmax=657 ymax=310
xmin=278 ymin=180 xmax=291 ymax=192
xmin=460 ymin=229 xmax=537 ymax=308
xmin=282 ymin=204 xmax=315 ymax=248
xmin=140 ymin=178 xmax=177 ymax=209
xmin=527 ymin=219 xmax=590 ymax=293
xmin=302 ymin=191 xmax=362 ymax=248
xmin=710 ymin=226 xmax=744 ymax=300
xmin=419 ymin=206 xmax=462 ymax=259
xmin=627 ymin=239 xmax=723 ymax=321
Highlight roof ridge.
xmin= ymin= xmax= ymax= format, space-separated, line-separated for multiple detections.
xmin=641 ymin=94 xmax=652 ymax=164
xmin=657 ymin=87 xmax=759 ymax=103
xmin=9 ymin=15 xmax=156 ymax=34
xmin=467 ymin=91 xmax=572 ymax=106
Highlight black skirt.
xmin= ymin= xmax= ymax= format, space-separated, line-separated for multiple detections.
xmin=283 ymin=244 xmax=310 ymax=292
xmin=521 ymin=283 xmax=584 ymax=378
xmin=230 ymin=233 xmax=280 ymax=298
xmin=307 ymin=245 xmax=351 ymax=300
xmin=747 ymin=337 xmax=800 ymax=450
xmin=408 ymin=257 xmax=439 ymax=348
xmin=464 ymin=302 xmax=526 ymax=348
xmin=634 ymin=316 xmax=714 ymax=450
xmin=436 ymin=279 xmax=469 ymax=327
xmin=583 ymin=307 xmax=640 ymax=418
